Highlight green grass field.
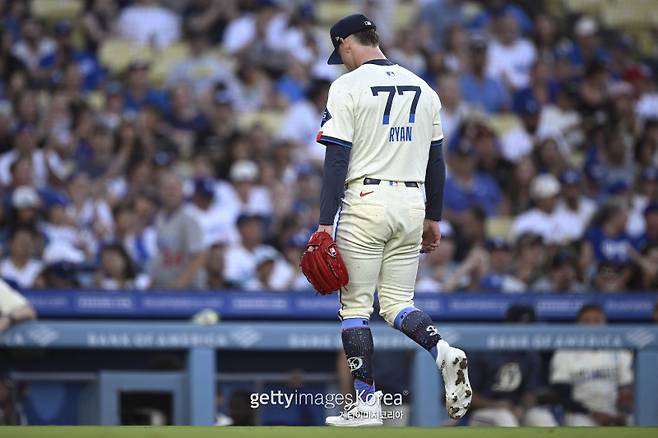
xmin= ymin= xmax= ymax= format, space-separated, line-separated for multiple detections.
xmin=0 ymin=427 xmax=657 ymax=438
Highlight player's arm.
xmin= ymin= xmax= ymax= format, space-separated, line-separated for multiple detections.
xmin=316 ymin=81 xmax=354 ymax=234
xmin=421 ymin=94 xmax=446 ymax=253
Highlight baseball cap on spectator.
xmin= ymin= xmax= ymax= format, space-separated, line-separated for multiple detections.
xmin=514 ymin=94 xmax=540 ymax=115
xmin=236 ymin=213 xmax=265 ymax=230
xmin=641 ymin=167 xmax=658 ymax=182
xmin=529 ymin=174 xmax=561 ymax=200
xmin=230 ymin=160 xmax=259 ymax=183
xmin=505 ymin=304 xmax=536 ymax=323
xmin=622 ymin=65 xmax=652 ymax=83
xmin=213 ymin=88 xmax=234 ymax=106
xmin=12 ymin=121 xmax=35 ymax=135
xmin=575 ymin=16 xmax=598 ymax=37
xmin=559 ymin=168 xmax=582 ymax=186
xmin=448 ymin=138 xmax=474 ymax=156
xmin=644 ymin=202 xmax=658 ymax=217
xmin=152 ymin=150 xmax=175 ymax=167
xmin=327 ymin=14 xmax=376 ymax=65
xmin=42 ymin=190 xmax=71 ymax=209
xmin=194 ymin=177 xmax=215 ymax=199
xmin=253 ymin=246 xmax=278 ymax=267
xmin=606 ymin=180 xmax=630 ymax=196
xmin=12 ymin=186 xmax=40 ymax=209
xmin=54 ymin=20 xmax=72 ymax=35
xmin=486 ymin=237 xmax=510 ymax=251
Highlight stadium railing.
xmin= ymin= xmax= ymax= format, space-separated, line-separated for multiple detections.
xmin=2 ymin=320 xmax=657 ymax=426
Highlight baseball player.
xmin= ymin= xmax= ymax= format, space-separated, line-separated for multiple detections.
xmin=310 ymin=14 xmax=472 ymax=426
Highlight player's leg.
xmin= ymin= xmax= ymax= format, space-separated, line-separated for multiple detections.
xmin=326 ymin=189 xmax=388 ymax=426
xmin=522 ymin=406 xmax=559 ymax=426
xmin=376 ymin=194 xmax=472 ymax=420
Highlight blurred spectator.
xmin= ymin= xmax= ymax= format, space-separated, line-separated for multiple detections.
xmin=150 ymin=172 xmax=206 ymax=289
xmin=122 ymin=59 xmax=169 ymax=113
xmin=436 ymin=73 xmax=469 ymax=142
xmin=486 ymin=13 xmax=536 ymax=91
xmin=479 ymin=238 xmax=525 ymax=293
xmin=11 ymin=16 xmax=54 ymax=72
xmin=0 ymin=227 xmax=42 ymax=289
xmin=223 ymin=214 xmax=279 ymax=289
xmin=653 ymin=300 xmax=658 ymax=323
xmin=223 ymin=160 xmax=273 ymax=220
xmin=94 ymin=243 xmax=144 ymax=290
xmin=81 ymin=0 xmax=120 ymax=54
xmin=582 ymin=203 xmax=636 ymax=272
xmin=416 ymin=221 xmax=459 ymax=292
xmin=0 ymin=278 xmax=36 ymax=333
xmin=444 ymin=139 xmax=502 ymax=219
xmin=167 ymin=30 xmax=237 ymax=98
xmin=117 ymin=0 xmax=181 ymax=48
xmin=553 ymin=169 xmax=596 ymax=242
xmin=590 ymin=261 xmax=632 ymax=293
xmin=550 ymin=303 xmax=633 ymax=426
xmin=244 ymin=246 xmax=294 ymax=291
xmin=532 ymin=249 xmax=586 ymax=293
xmin=565 ymin=17 xmax=608 ymax=74
xmin=205 ymin=242 xmax=230 ymax=290
xmin=188 ymin=176 xmax=237 ymax=248
xmin=279 ymin=78 xmax=331 ymax=162
xmin=415 ymin=0 xmax=465 ymax=51
xmin=182 ymin=0 xmax=237 ymax=45
xmin=460 ymin=35 xmax=510 ymax=114
xmin=513 ymin=233 xmax=545 ymax=286
xmin=0 ymin=374 xmax=26 ymax=425
xmin=469 ymin=305 xmax=557 ymax=426
xmin=511 ymin=174 xmax=566 ymax=244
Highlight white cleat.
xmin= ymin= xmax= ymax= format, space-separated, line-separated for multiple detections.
xmin=325 ymin=390 xmax=383 ymax=427
xmin=437 ymin=340 xmax=472 ymax=420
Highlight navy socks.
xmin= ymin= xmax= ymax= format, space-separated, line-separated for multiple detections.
xmin=341 ymin=318 xmax=375 ymax=402
xmin=394 ymin=307 xmax=441 ymax=360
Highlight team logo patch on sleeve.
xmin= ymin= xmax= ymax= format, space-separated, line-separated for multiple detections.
xmin=320 ymin=108 xmax=332 ymax=127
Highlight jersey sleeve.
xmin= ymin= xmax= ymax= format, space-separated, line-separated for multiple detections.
xmin=317 ymin=81 xmax=354 ymax=149
xmin=431 ymin=91 xmax=444 ymax=146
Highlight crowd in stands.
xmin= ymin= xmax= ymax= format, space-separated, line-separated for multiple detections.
xmin=0 ymin=0 xmax=657 ymax=293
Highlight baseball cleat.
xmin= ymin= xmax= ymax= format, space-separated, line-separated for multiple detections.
xmin=325 ymin=390 xmax=383 ymax=427
xmin=437 ymin=341 xmax=472 ymax=420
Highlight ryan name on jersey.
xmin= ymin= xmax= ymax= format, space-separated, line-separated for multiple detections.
xmin=389 ymin=126 xmax=413 ymax=142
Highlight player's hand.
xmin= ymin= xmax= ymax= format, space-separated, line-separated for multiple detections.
xmin=421 ymin=219 xmax=441 ymax=254
xmin=307 ymin=224 xmax=334 ymax=251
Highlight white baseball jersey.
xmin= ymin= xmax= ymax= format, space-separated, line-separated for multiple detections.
xmin=317 ymin=60 xmax=443 ymax=183
xmin=550 ymin=349 xmax=633 ymax=415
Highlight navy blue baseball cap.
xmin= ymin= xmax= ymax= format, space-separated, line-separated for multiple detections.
xmin=641 ymin=167 xmax=658 ymax=182
xmin=559 ymin=168 xmax=582 ymax=185
xmin=194 ymin=177 xmax=215 ymax=199
xmin=327 ymin=14 xmax=376 ymax=65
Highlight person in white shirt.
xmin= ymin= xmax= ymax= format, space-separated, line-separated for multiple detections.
xmin=11 ymin=17 xmax=55 ymax=71
xmin=553 ymin=169 xmax=596 ymax=242
xmin=243 ymin=246 xmax=294 ymax=291
xmin=222 ymin=0 xmax=288 ymax=56
xmin=117 ymin=0 xmax=181 ymax=48
xmin=279 ymin=79 xmax=331 ymax=163
xmin=221 ymin=160 xmax=273 ymax=222
xmin=166 ymin=30 xmax=238 ymax=98
xmin=223 ymin=214 xmax=278 ymax=289
xmin=550 ymin=303 xmax=633 ymax=426
xmin=186 ymin=177 xmax=239 ymax=249
xmin=486 ymin=13 xmax=536 ymax=90
xmin=436 ymin=73 xmax=470 ymax=144
xmin=0 ymin=228 xmax=43 ymax=289
xmin=511 ymin=174 xmax=569 ymax=244
xmin=0 ymin=123 xmax=64 ymax=189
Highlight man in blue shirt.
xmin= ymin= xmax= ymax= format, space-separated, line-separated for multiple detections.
xmin=444 ymin=138 xmax=502 ymax=218
xmin=459 ymin=35 xmax=509 ymax=114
